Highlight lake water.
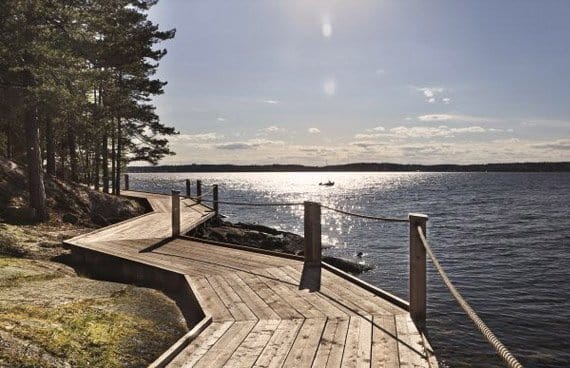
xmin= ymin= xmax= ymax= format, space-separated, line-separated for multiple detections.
xmin=129 ymin=172 xmax=570 ymax=367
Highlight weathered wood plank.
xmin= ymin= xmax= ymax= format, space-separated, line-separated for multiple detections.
xmin=230 ymin=273 xmax=281 ymax=320
xmin=258 ymin=268 xmax=325 ymax=319
xmin=167 ymin=321 xmax=233 ymax=368
xmin=191 ymin=277 xmax=234 ymax=321
xmin=253 ymin=319 xmax=304 ymax=368
xmin=207 ymin=275 xmax=257 ymax=321
xmin=223 ymin=319 xmax=280 ymax=367
xmin=193 ymin=321 xmax=256 ymax=368
xmin=236 ymin=271 xmax=304 ymax=320
xmin=282 ymin=318 xmax=327 ymax=368
xmin=312 ymin=318 xmax=350 ymax=368
xmin=341 ymin=316 xmax=373 ymax=368
xmin=371 ymin=315 xmax=399 ymax=368
xmin=277 ymin=265 xmax=352 ymax=318
xmin=395 ymin=314 xmax=430 ymax=368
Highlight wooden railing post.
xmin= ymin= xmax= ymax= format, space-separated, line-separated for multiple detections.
xmin=212 ymin=184 xmax=219 ymax=217
xmin=124 ymin=174 xmax=129 ymax=191
xmin=196 ymin=180 xmax=202 ymax=203
xmin=409 ymin=213 xmax=428 ymax=331
xmin=185 ymin=179 xmax=191 ymax=197
xmin=300 ymin=201 xmax=322 ymax=291
xmin=172 ymin=190 xmax=180 ymax=237
xmin=304 ymin=201 xmax=322 ymax=265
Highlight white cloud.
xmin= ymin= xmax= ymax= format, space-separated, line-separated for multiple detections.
xmin=308 ymin=128 xmax=321 ymax=134
xmin=216 ymin=138 xmax=284 ymax=150
xmin=449 ymin=126 xmax=486 ymax=134
xmin=354 ymin=125 xmax=490 ymax=139
xmin=375 ymin=69 xmax=386 ymax=76
xmin=417 ymin=114 xmax=492 ymax=123
xmin=415 ymin=87 xmax=451 ymax=104
xmin=263 ymin=99 xmax=279 ymax=104
xmin=372 ymin=126 xmax=385 ymax=132
xmin=390 ymin=126 xmax=453 ymax=138
xmin=531 ymin=139 xmax=570 ymax=151
xmin=173 ymin=133 xmax=222 ymax=142
xmin=259 ymin=125 xmax=284 ymax=134
xmin=418 ymin=114 xmax=455 ymax=122
xmin=217 ymin=117 xmax=227 ymax=122
xmin=164 ymin=135 xmax=570 ymax=166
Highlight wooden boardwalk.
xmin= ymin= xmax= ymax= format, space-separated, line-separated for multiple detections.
xmin=66 ymin=191 xmax=438 ymax=368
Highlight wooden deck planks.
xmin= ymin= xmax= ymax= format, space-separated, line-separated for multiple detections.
xmin=282 ymin=318 xmax=327 ymax=368
xmin=207 ymin=275 xmax=258 ymax=321
xmin=371 ymin=315 xmax=399 ymax=368
xmin=65 ymin=190 xmax=437 ymax=368
xmin=236 ymin=271 xmax=305 ymax=320
xmin=312 ymin=318 xmax=349 ymax=368
xmin=340 ymin=316 xmax=373 ymax=368
xmin=167 ymin=321 xmax=234 ymax=368
xmin=193 ymin=321 xmax=257 ymax=368
xmin=395 ymin=314 xmax=428 ymax=368
xmin=252 ymin=319 xmax=304 ymax=368
xmin=223 ymin=319 xmax=281 ymax=367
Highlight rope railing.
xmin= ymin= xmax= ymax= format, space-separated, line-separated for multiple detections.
xmin=321 ymin=204 xmax=409 ymax=223
xmin=201 ymin=198 xmax=304 ymax=207
xmin=417 ymin=226 xmax=523 ymax=368
xmin=187 ymin=186 xmax=214 ymax=200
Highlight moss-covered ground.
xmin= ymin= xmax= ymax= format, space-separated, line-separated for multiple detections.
xmin=0 ymin=158 xmax=188 ymax=367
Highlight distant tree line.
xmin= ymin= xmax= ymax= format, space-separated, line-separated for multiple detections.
xmin=0 ymin=0 xmax=176 ymax=221
xmin=128 ymin=162 xmax=570 ymax=173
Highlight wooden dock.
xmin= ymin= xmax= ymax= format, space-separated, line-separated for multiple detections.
xmin=66 ymin=190 xmax=438 ymax=368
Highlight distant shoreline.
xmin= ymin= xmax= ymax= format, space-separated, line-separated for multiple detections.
xmin=128 ymin=162 xmax=570 ymax=173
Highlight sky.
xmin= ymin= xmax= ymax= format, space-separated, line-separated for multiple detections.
xmin=147 ymin=0 xmax=570 ymax=165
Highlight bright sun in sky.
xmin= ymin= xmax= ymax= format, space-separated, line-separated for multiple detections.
xmin=149 ymin=0 xmax=570 ymax=166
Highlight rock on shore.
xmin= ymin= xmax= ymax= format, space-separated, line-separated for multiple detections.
xmin=189 ymin=220 xmax=373 ymax=274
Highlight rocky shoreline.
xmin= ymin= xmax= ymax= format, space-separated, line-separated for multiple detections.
xmin=189 ymin=220 xmax=373 ymax=275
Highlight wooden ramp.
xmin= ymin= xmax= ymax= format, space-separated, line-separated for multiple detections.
xmin=66 ymin=191 xmax=438 ymax=368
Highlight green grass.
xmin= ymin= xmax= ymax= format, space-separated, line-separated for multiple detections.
xmin=0 ymin=300 xmax=171 ymax=368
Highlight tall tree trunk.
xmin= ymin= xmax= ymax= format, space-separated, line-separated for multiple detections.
xmin=102 ymin=128 xmax=109 ymax=193
xmin=94 ymin=139 xmax=100 ymax=191
xmin=45 ymin=116 xmax=56 ymax=176
xmin=111 ymin=124 xmax=116 ymax=194
xmin=68 ymin=122 xmax=78 ymax=182
xmin=115 ymin=116 xmax=122 ymax=195
xmin=82 ymin=149 xmax=89 ymax=185
xmin=4 ymin=121 xmax=12 ymax=158
xmin=24 ymin=97 xmax=48 ymax=221
xmin=59 ymin=148 xmax=66 ymax=180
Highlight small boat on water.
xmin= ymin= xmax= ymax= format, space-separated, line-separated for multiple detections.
xmin=319 ymin=180 xmax=334 ymax=186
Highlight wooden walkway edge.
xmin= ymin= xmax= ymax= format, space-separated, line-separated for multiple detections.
xmin=65 ymin=190 xmax=438 ymax=368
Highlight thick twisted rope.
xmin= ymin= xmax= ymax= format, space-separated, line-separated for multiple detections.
xmin=321 ymin=204 xmax=409 ymax=223
xmin=201 ymin=198 xmax=304 ymax=207
xmin=187 ymin=186 xmax=215 ymax=201
xmin=417 ymin=227 xmax=523 ymax=368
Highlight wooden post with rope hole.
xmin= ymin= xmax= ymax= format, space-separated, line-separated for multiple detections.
xmin=196 ymin=180 xmax=202 ymax=203
xmin=212 ymin=184 xmax=219 ymax=217
xmin=171 ymin=190 xmax=180 ymax=237
xmin=300 ymin=201 xmax=322 ymax=291
xmin=409 ymin=213 xmax=428 ymax=332
xmin=185 ymin=179 xmax=191 ymax=197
